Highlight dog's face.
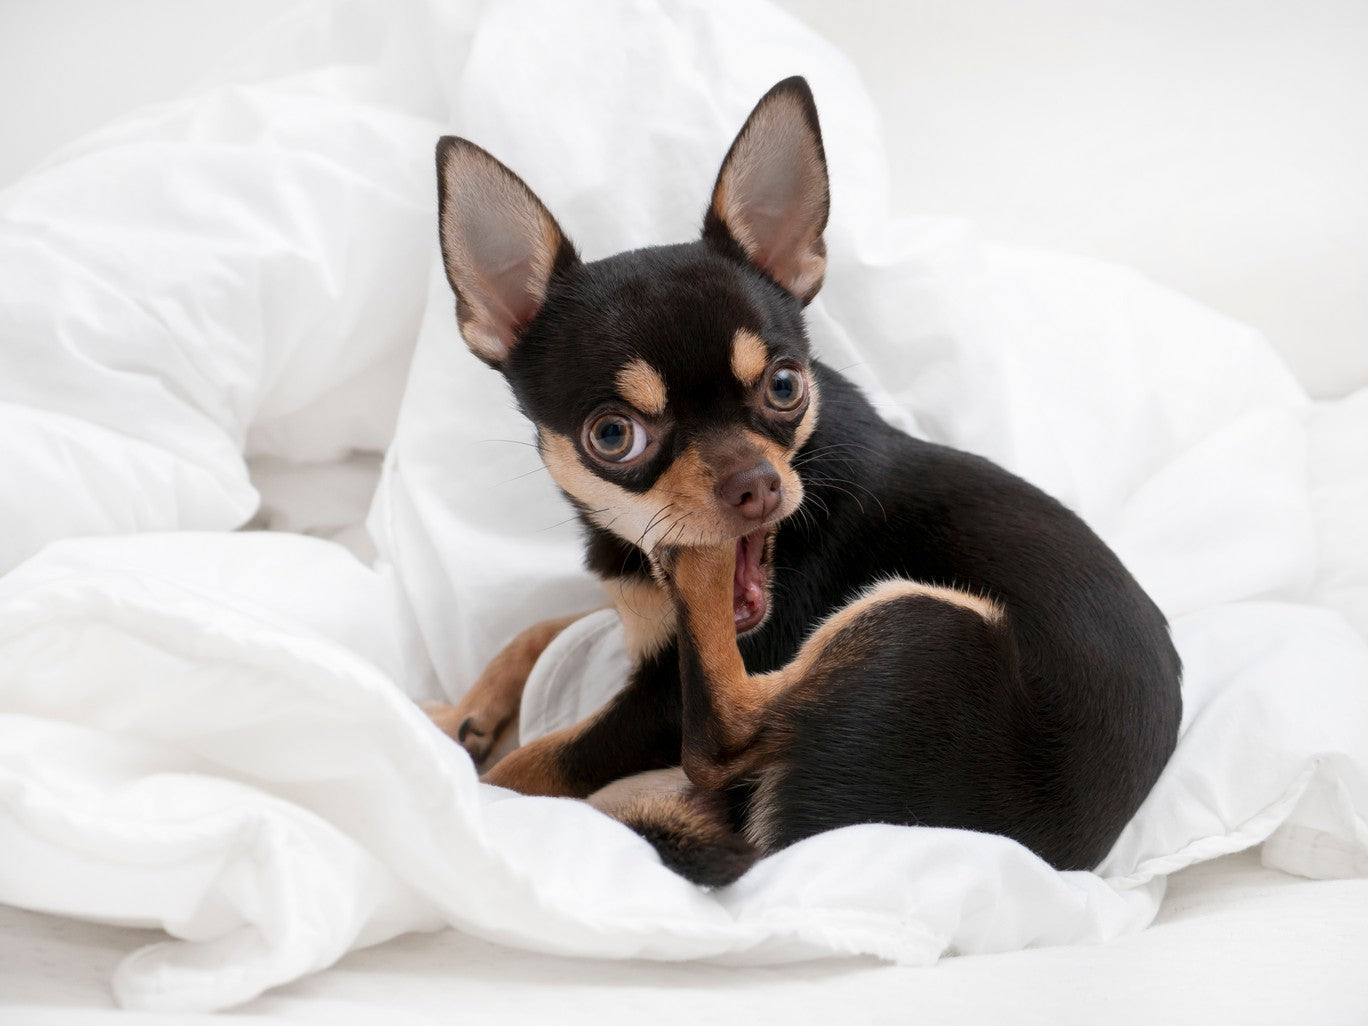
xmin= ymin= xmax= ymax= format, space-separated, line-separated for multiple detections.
xmin=437 ymin=78 xmax=829 ymax=632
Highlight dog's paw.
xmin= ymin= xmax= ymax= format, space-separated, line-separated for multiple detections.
xmin=420 ymin=700 xmax=515 ymax=770
xmin=422 ymin=614 xmax=585 ymax=771
xmin=455 ymin=704 xmax=511 ymax=767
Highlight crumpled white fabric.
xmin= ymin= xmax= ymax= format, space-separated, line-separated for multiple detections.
xmin=0 ymin=0 xmax=1366 ymax=1014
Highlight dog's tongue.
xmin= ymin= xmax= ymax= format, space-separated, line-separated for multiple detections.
xmin=733 ymin=529 xmax=767 ymax=632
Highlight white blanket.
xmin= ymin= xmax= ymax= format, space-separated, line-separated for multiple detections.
xmin=1 ymin=0 xmax=1366 ymax=1013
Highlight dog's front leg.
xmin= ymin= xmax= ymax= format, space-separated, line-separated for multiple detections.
xmin=660 ymin=545 xmax=786 ymax=791
xmin=423 ymin=612 xmax=588 ymax=770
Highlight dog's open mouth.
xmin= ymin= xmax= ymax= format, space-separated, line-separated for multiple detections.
xmin=733 ymin=527 xmax=772 ymax=634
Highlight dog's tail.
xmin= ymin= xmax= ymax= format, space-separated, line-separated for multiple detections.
xmin=618 ymin=789 xmax=760 ymax=888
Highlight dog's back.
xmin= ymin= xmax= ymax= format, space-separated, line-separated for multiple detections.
xmin=734 ymin=361 xmax=1182 ymax=869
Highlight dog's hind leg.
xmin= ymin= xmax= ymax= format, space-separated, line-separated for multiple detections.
xmin=660 ymin=544 xmax=1008 ymax=793
xmin=662 ymin=544 xmax=1127 ymax=867
xmin=588 ymin=547 xmax=1017 ymax=884
xmin=588 ymin=767 xmax=760 ymax=887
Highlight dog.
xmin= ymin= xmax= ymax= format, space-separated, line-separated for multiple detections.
xmin=423 ymin=76 xmax=1183 ymax=886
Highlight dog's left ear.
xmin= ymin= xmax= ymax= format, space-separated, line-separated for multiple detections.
xmin=436 ymin=137 xmax=579 ymax=368
xmin=704 ymin=77 xmax=830 ymax=305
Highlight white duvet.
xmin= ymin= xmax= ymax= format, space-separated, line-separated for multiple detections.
xmin=1 ymin=0 xmax=1366 ymax=1013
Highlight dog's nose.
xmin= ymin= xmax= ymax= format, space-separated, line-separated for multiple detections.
xmin=717 ymin=461 xmax=782 ymax=521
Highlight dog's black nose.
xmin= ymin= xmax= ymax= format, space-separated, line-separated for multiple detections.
xmin=718 ymin=462 xmax=781 ymax=521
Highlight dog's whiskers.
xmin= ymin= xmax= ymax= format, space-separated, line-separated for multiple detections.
xmin=802 ymin=472 xmax=888 ymax=522
xmin=477 ymin=437 xmax=542 ymax=450
xmin=495 ymin=465 xmax=551 ymax=486
xmin=635 ymin=503 xmax=676 ymax=551
xmin=539 ymin=506 xmax=609 ymax=532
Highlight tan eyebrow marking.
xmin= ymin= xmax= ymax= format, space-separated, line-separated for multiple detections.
xmin=616 ymin=358 xmax=668 ymax=416
xmin=730 ymin=329 xmax=769 ymax=386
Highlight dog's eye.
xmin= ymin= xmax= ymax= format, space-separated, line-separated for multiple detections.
xmin=585 ymin=413 xmax=648 ymax=463
xmin=764 ymin=364 xmax=807 ymax=412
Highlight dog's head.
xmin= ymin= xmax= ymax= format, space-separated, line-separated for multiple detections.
xmin=436 ymin=77 xmax=828 ymax=632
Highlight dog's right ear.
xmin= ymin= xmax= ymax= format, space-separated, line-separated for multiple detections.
xmin=436 ymin=137 xmax=579 ymax=368
xmin=703 ymin=77 xmax=830 ymax=305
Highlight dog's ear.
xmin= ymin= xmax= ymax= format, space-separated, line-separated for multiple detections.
xmin=436 ymin=137 xmax=579 ymax=368
xmin=703 ymin=77 xmax=830 ymax=305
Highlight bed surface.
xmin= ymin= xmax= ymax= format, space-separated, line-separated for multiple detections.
xmin=4 ymin=851 xmax=1366 ymax=1025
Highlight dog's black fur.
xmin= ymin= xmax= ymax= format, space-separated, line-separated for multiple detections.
xmin=433 ymin=77 xmax=1182 ymax=883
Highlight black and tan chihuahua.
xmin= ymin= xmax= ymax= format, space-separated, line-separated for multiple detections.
xmin=423 ymin=77 xmax=1182 ymax=886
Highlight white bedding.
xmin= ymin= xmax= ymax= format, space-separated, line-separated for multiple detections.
xmin=1 ymin=0 xmax=1366 ymax=1016
xmin=3 ymin=850 xmax=1367 ymax=1026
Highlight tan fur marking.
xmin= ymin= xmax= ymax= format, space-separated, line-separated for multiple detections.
xmin=730 ymin=329 xmax=769 ymax=386
xmin=793 ymin=377 xmax=820 ymax=451
xmin=616 ymin=358 xmax=668 ymax=416
xmin=540 ymin=432 xmax=724 ymax=552
xmin=744 ymin=429 xmax=805 ymax=518
xmin=539 ymin=428 xmax=804 ymax=554
xmin=586 ymin=767 xmax=690 ymax=818
xmin=650 ymin=445 xmax=716 ymax=539
xmin=607 ymin=575 xmax=676 ymax=662
xmin=654 ymin=445 xmax=713 ymax=501
xmin=764 ymin=580 xmax=1005 ymax=698
xmin=480 ymin=717 xmax=592 ymax=797
xmin=742 ymin=763 xmax=785 ymax=853
xmin=539 ymin=429 xmax=637 ymax=524
xmin=618 ymin=792 xmax=701 ymax=842
xmin=879 ymin=580 xmax=1005 ymax=626
xmin=616 ymin=789 xmax=742 ymax=863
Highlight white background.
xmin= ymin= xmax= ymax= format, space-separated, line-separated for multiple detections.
xmin=2 ymin=0 xmax=1364 ymax=397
